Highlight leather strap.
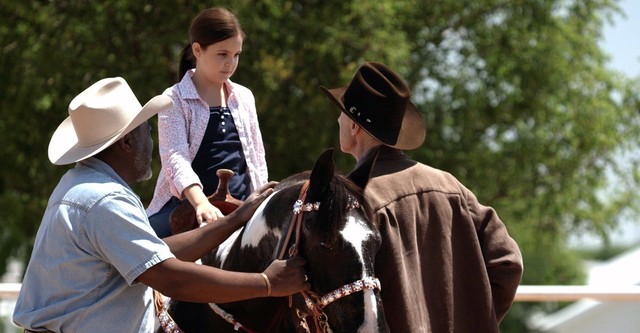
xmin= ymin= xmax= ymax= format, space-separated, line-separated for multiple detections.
xmin=277 ymin=180 xmax=310 ymax=260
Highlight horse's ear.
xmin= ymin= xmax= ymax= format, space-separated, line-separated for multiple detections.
xmin=347 ymin=147 xmax=379 ymax=189
xmin=307 ymin=148 xmax=334 ymax=202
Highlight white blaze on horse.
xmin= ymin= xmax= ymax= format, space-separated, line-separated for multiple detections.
xmin=159 ymin=149 xmax=389 ymax=333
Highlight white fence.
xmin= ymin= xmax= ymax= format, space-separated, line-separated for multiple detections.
xmin=0 ymin=284 xmax=20 ymax=300
xmin=2 ymin=284 xmax=640 ymax=332
xmin=2 ymin=283 xmax=640 ymax=301
xmin=0 ymin=284 xmax=20 ymax=332
xmin=514 ymin=285 xmax=640 ymax=301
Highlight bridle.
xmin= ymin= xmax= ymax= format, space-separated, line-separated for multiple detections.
xmin=154 ymin=180 xmax=381 ymax=333
xmin=169 ymin=180 xmax=381 ymax=333
xmin=276 ymin=180 xmax=381 ymax=333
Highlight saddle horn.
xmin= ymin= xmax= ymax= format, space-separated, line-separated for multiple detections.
xmin=169 ymin=169 xmax=242 ymax=235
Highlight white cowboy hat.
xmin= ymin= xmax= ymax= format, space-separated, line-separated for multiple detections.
xmin=48 ymin=77 xmax=172 ymax=165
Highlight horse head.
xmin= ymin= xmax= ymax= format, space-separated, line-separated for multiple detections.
xmin=165 ymin=149 xmax=388 ymax=333
xmin=279 ymin=149 xmax=385 ymax=332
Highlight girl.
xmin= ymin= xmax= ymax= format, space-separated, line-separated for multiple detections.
xmin=147 ymin=7 xmax=268 ymax=237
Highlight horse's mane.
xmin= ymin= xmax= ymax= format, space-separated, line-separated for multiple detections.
xmin=274 ymin=170 xmax=311 ymax=191
xmin=317 ymin=173 xmax=373 ymax=239
xmin=274 ymin=170 xmax=374 ymax=242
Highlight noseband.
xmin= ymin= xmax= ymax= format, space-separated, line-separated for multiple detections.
xmin=209 ymin=180 xmax=381 ymax=333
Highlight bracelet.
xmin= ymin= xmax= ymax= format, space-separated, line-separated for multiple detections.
xmin=260 ymin=273 xmax=271 ymax=297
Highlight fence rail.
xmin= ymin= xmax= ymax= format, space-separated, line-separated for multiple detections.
xmin=0 ymin=284 xmax=20 ymax=300
xmin=514 ymin=285 xmax=640 ymax=301
xmin=2 ymin=283 xmax=640 ymax=301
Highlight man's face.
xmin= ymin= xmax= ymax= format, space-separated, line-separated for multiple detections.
xmin=131 ymin=121 xmax=154 ymax=182
xmin=337 ymin=112 xmax=356 ymax=156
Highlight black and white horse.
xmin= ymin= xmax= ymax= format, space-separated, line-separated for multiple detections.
xmin=163 ymin=149 xmax=388 ymax=332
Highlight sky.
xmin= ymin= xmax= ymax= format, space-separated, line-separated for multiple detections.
xmin=602 ymin=0 xmax=640 ymax=244
xmin=600 ymin=0 xmax=640 ymax=77
xmin=569 ymin=0 xmax=640 ymax=248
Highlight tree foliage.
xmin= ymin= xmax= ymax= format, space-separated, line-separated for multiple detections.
xmin=1 ymin=1 xmax=639 ymax=331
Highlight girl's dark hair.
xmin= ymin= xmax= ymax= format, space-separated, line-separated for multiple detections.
xmin=178 ymin=7 xmax=246 ymax=81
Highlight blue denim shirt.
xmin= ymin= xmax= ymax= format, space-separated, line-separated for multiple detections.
xmin=13 ymin=157 xmax=175 ymax=332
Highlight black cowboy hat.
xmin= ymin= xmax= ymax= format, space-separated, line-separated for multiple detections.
xmin=320 ymin=61 xmax=426 ymax=150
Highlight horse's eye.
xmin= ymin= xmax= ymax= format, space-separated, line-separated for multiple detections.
xmin=320 ymin=241 xmax=334 ymax=250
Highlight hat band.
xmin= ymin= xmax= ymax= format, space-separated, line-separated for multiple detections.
xmin=77 ymin=126 xmax=126 ymax=147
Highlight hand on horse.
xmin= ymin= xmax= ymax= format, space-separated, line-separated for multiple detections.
xmin=184 ymin=184 xmax=225 ymax=225
xmin=228 ymin=181 xmax=278 ymax=227
xmin=195 ymin=201 xmax=224 ymax=225
xmin=262 ymin=256 xmax=311 ymax=297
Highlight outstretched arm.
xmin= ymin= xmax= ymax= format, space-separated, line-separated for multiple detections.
xmin=138 ymin=256 xmax=309 ymax=303
xmin=182 ymin=184 xmax=224 ymax=224
xmin=162 ymin=181 xmax=277 ymax=261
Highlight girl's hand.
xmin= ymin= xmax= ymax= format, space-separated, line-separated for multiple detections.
xmin=195 ymin=201 xmax=224 ymax=224
xmin=183 ymin=184 xmax=224 ymax=225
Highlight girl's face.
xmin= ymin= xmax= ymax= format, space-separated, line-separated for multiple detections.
xmin=193 ymin=34 xmax=243 ymax=85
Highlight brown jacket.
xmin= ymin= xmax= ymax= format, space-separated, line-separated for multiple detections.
xmin=353 ymin=146 xmax=523 ymax=333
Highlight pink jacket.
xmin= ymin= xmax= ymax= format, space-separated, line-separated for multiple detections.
xmin=147 ymin=70 xmax=268 ymax=216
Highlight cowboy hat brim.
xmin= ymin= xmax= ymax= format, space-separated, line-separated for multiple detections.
xmin=320 ymin=86 xmax=426 ymax=151
xmin=48 ymin=95 xmax=172 ymax=165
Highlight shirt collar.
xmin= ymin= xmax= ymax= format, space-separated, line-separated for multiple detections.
xmin=354 ymin=145 xmax=407 ymax=169
xmin=77 ymin=157 xmax=131 ymax=190
xmin=179 ymin=69 xmax=236 ymax=101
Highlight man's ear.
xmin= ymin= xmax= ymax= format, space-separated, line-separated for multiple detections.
xmin=350 ymin=121 xmax=362 ymax=135
xmin=116 ymin=132 xmax=134 ymax=153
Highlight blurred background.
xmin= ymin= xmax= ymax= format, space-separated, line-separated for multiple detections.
xmin=1 ymin=1 xmax=639 ymax=332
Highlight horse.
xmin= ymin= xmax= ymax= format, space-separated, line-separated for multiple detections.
xmin=159 ymin=149 xmax=389 ymax=333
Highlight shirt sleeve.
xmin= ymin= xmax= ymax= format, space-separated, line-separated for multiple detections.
xmin=229 ymin=84 xmax=269 ymax=191
xmin=245 ymin=90 xmax=269 ymax=188
xmin=158 ymin=88 xmax=202 ymax=198
xmin=464 ymin=186 xmax=524 ymax=322
xmin=82 ymin=191 xmax=175 ymax=285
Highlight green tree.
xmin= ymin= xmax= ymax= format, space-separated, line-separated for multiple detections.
xmin=1 ymin=1 xmax=639 ymax=331
xmin=0 ymin=0 xmax=197 ymax=274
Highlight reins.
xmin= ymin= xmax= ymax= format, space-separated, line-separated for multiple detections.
xmin=155 ymin=181 xmax=319 ymax=333
xmin=154 ymin=290 xmax=184 ymax=333
xmin=278 ymin=180 xmax=313 ymax=260
xmin=279 ymin=181 xmax=329 ymax=332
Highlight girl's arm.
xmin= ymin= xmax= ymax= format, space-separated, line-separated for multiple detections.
xmin=182 ymin=184 xmax=224 ymax=223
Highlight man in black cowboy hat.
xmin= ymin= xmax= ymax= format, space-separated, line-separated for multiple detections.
xmin=321 ymin=62 xmax=523 ymax=332
xmin=13 ymin=77 xmax=308 ymax=333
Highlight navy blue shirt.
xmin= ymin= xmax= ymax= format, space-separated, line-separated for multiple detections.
xmin=191 ymin=106 xmax=251 ymax=200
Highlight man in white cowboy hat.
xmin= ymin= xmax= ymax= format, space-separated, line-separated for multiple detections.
xmin=13 ymin=77 xmax=309 ymax=333
xmin=321 ymin=62 xmax=523 ymax=332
